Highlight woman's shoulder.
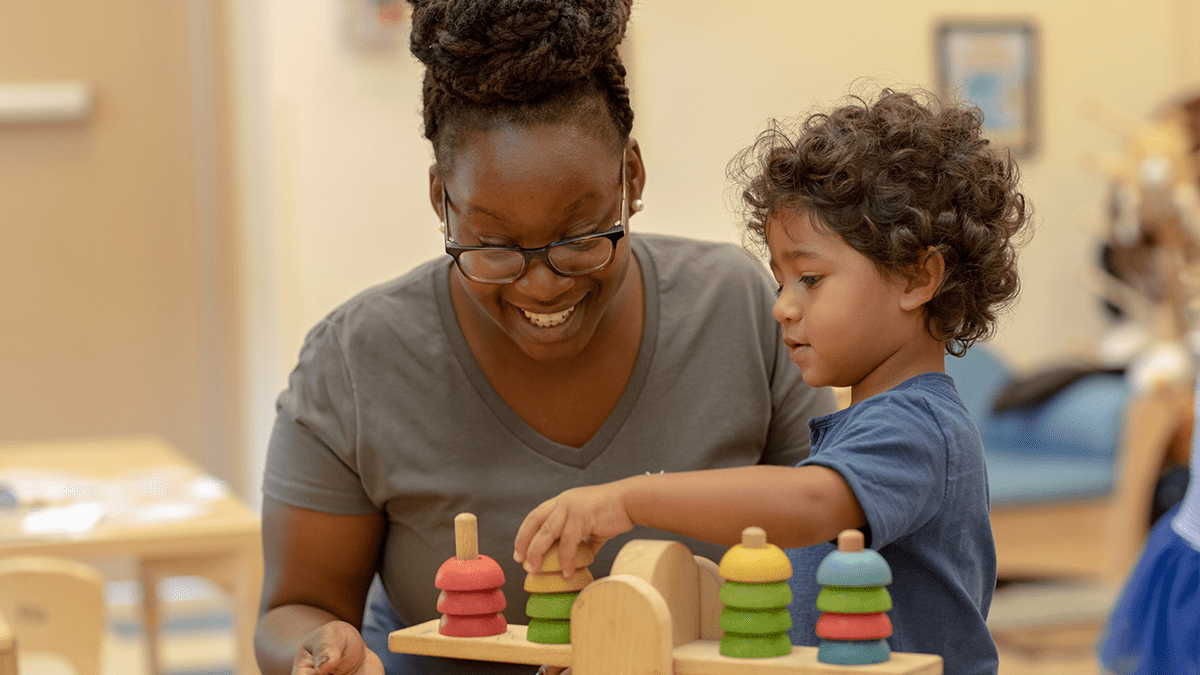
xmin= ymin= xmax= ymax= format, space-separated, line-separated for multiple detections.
xmin=302 ymin=257 xmax=449 ymax=350
xmin=636 ymin=232 xmax=771 ymax=285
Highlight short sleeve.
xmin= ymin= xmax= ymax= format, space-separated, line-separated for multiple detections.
xmin=261 ymin=318 xmax=378 ymax=515
xmin=801 ymin=395 xmax=947 ymax=548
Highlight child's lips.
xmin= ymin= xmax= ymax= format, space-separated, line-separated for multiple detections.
xmin=783 ymin=335 xmax=808 ymax=350
xmin=784 ymin=337 xmax=810 ymax=362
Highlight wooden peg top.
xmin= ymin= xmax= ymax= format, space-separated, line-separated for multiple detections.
xmin=741 ymin=526 xmax=767 ymax=548
xmin=455 ymin=512 xmax=478 ymax=560
xmin=837 ymin=529 xmax=864 ymax=553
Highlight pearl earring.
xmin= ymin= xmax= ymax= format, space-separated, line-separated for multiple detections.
xmin=632 ymin=198 xmax=644 ymax=213
xmin=439 ymin=222 xmax=446 ymax=234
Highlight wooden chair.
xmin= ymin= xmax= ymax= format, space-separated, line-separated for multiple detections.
xmin=0 ymin=556 xmax=107 ymax=675
xmin=0 ymin=611 xmax=15 ymax=675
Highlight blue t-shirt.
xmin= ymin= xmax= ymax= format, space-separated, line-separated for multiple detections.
xmin=786 ymin=372 xmax=999 ymax=675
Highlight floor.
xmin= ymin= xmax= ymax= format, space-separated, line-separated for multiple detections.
xmin=988 ymin=579 xmax=1115 ymax=675
xmin=995 ymin=622 xmax=1106 ymax=675
xmin=22 ymin=575 xmax=1114 ymax=675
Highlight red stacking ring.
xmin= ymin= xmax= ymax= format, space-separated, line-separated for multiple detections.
xmin=437 ymin=588 xmax=507 ymax=615
xmin=438 ymin=613 xmax=508 ymax=637
xmin=815 ymin=611 xmax=893 ymax=641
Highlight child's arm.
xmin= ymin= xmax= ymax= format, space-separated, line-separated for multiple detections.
xmin=514 ymin=464 xmax=866 ymax=576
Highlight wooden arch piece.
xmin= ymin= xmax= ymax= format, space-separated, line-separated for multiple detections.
xmin=571 ymin=574 xmax=673 ymax=675
xmin=610 ymin=539 xmax=701 ymax=646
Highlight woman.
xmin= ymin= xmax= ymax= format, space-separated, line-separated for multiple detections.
xmin=252 ymin=1 xmax=835 ymax=673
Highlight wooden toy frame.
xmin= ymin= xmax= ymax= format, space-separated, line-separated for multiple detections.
xmin=390 ymin=539 xmax=943 ymax=674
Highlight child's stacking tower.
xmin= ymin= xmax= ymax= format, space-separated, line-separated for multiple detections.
xmin=716 ymin=526 xmax=793 ymax=658
xmin=434 ymin=513 xmax=508 ymax=637
xmin=522 ymin=541 xmax=596 ymax=644
xmin=815 ymin=529 xmax=893 ymax=665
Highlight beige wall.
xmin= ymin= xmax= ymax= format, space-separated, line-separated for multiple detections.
xmin=232 ymin=1 xmax=1200 ymax=502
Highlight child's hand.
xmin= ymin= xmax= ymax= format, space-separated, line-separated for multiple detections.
xmin=514 ymin=480 xmax=636 ymax=576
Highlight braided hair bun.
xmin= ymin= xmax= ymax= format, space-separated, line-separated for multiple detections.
xmin=408 ymin=0 xmax=634 ymax=151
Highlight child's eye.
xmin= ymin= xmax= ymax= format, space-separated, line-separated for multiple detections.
xmin=800 ymin=275 xmax=821 ymax=288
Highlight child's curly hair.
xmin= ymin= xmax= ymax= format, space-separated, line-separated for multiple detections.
xmin=730 ymin=88 xmax=1029 ymax=356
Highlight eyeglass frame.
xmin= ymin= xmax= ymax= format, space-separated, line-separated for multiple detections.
xmin=442 ymin=163 xmax=628 ymax=284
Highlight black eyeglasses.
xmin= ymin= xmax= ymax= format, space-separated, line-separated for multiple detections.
xmin=443 ymin=164 xmax=627 ymax=284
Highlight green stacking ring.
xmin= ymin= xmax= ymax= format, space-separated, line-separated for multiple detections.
xmin=719 ymin=607 xmax=791 ymax=635
xmin=718 ymin=581 xmax=792 ymax=610
xmin=719 ymin=631 xmax=792 ymax=658
xmin=526 ymin=618 xmax=571 ymax=644
xmin=525 ymin=591 xmax=580 ymax=620
xmin=816 ymin=586 xmax=892 ymax=614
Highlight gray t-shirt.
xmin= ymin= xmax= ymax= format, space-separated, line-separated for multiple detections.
xmin=787 ymin=372 xmax=998 ymax=675
xmin=263 ymin=233 xmax=835 ymax=656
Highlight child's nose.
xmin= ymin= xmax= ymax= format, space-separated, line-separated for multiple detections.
xmin=772 ymin=287 xmax=800 ymax=325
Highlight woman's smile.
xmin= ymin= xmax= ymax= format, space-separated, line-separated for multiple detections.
xmin=520 ymin=304 xmax=577 ymax=328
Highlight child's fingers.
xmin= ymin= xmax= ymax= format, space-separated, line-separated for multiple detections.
xmin=515 ymin=500 xmax=567 ymax=573
xmin=526 ymin=507 xmax=572 ymax=574
xmin=514 ymin=500 xmax=553 ymax=563
xmin=556 ymin=514 xmax=593 ymax=577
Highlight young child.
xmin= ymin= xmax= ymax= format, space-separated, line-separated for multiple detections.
xmin=1098 ymin=378 xmax=1200 ymax=674
xmin=514 ymin=88 xmax=1028 ymax=675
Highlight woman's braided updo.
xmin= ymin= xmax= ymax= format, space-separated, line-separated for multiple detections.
xmin=407 ymin=0 xmax=634 ymax=167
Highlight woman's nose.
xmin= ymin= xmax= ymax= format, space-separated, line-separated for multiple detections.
xmin=516 ymin=258 xmax=573 ymax=300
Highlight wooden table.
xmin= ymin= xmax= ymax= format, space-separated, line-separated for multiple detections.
xmin=0 ymin=436 xmax=262 ymax=675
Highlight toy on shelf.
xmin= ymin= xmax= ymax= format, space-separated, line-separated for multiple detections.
xmin=815 ymin=529 xmax=893 ymax=665
xmin=716 ymin=526 xmax=793 ymax=658
xmin=433 ymin=513 xmax=507 ymax=637
xmin=391 ymin=517 xmax=942 ymax=674
xmin=523 ymin=540 xmax=596 ymax=644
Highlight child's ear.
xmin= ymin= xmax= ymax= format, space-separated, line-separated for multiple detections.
xmin=899 ymin=246 xmax=945 ymax=312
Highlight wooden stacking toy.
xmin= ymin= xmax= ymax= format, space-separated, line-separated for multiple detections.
xmin=392 ymin=523 xmax=945 ymax=673
xmin=522 ymin=541 xmax=596 ymax=644
xmin=716 ymin=526 xmax=793 ymax=658
xmin=434 ymin=513 xmax=508 ymax=637
xmin=815 ymin=529 xmax=893 ymax=665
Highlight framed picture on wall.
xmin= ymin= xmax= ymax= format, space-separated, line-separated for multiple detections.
xmin=936 ymin=20 xmax=1038 ymax=158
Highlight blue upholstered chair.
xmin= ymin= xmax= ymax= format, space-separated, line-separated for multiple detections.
xmin=946 ymin=347 xmax=1190 ymax=581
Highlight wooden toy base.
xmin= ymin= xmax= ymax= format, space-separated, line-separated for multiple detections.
xmin=389 ymin=539 xmax=943 ymax=674
xmin=390 ymin=621 xmax=941 ymax=673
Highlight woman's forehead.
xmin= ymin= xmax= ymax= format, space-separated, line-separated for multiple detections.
xmin=457 ymin=123 xmax=619 ymax=174
xmin=444 ymin=127 xmax=623 ymax=203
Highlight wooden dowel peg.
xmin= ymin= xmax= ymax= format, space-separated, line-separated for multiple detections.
xmin=741 ymin=526 xmax=767 ymax=549
xmin=455 ymin=513 xmax=479 ymax=560
xmin=837 ymin=529 xmax=865 ymax=553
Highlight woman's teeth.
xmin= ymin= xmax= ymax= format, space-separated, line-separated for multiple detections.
xmin=522 ymin=306 xmax=575 ymax=328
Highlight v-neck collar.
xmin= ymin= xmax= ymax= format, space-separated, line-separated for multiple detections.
xmin=435 ymin=237 xmax=658 ymax=468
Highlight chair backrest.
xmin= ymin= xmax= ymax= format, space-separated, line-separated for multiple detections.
xmin=0 ymin=556 xmax=106 ymax=675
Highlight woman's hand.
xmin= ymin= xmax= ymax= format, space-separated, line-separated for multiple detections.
xmin=514 ymin=479 xmax=637 ymax=576
xmin=294 ymin=621 xmax=384 ymax=675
